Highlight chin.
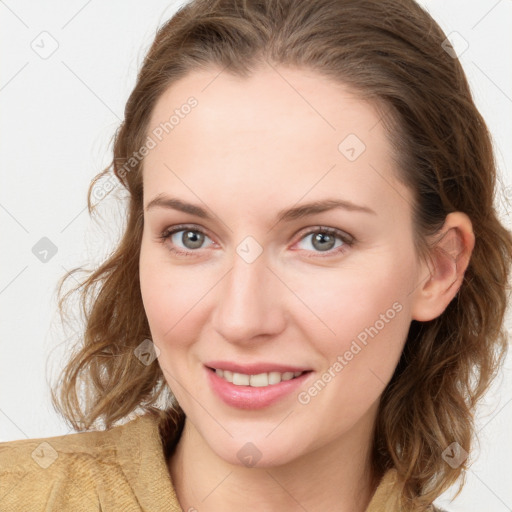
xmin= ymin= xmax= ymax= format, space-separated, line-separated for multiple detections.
xmin=203 ymin=432 xmax=308 ymax=469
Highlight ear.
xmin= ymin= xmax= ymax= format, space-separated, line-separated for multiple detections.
xmin=411 ymin=211 xmax=475 ymax=322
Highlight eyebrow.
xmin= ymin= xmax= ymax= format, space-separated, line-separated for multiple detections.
xmin=145 ymin=194 xmax=376 ymax=222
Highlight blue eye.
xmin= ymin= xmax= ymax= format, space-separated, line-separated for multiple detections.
xmin=159 ymin=226 xmax=213 ymax=256
xmin=298 ymin=230 xmax=342 ymax=251
xmin=294 ymin=227 xmax=353 ymax=257
xmin=158 ymin=225 xmax=354 ymax=258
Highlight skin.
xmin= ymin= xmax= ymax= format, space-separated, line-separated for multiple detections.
xmin=138 ymin=63 xmax=475 ymax=512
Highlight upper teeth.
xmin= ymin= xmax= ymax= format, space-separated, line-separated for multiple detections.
xmin=214 ymin=368 xmax=303 ymax=387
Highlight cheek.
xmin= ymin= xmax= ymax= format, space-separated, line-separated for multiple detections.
xmin=140 ymin=244 xmax=171 ymax=333
xmin=139 ymin=240 xmax=212 ymax=351
xmin=292 ymin=252 xmax=415 ymax=400
xmin=293 ymin=266 xmax=411 ymax=432
xmin=139 ymin=248 xmax=199 ymax=392
xmin=296 ymin=265 xmax=409 ymax=344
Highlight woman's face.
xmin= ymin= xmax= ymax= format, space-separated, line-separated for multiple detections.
xmin=139 ymin=65 xmax=426 ymax=467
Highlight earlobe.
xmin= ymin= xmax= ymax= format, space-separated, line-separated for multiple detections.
xmin=411 ymin=212 xmax=475 ymax=322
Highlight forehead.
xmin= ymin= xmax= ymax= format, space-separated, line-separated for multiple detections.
xmin=143 ymin=65 xmax=412 ymax=219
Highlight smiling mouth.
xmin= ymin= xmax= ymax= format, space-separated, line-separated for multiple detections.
xmin=207 ymin=367 xmax=312 ymax=387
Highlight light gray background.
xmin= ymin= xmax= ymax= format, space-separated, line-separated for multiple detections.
xmin=1 ymin=1 xmax=511 ymax=510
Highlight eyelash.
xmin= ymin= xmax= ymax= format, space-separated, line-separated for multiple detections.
xmin=158 ymin=224 xmax=354 ymax=258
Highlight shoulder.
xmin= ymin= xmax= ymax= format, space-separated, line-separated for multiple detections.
xmin=0 ymin=425 xmax=112 ymax=510
xmin=0 ymin=412 xmax=169 ymax=511
xmin=1 ymin=421 xmax=117 ymax=465
xmin=0 ymin=413 xmax=138 ymax=473
xmin=366 ymin=469 xmax=455 ymax=512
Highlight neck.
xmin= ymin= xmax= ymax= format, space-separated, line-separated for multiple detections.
xmin=168 ymin=407 xmax=381 ymax=512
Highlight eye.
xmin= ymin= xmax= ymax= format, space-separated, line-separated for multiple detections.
xmin=294 ymin=227 xmax=353 ymax=257
xmin=158 ymin=224 xmax=354 ymax=258
xmin=159 ymin=225 xmax=214 ymax=256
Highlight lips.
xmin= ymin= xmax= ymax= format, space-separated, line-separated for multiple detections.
xmin=204 ymin=362 xmax=314 ymax=409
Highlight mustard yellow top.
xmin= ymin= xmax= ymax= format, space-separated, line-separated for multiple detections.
xmin=0 ymin=411 xmax=440 ymax=511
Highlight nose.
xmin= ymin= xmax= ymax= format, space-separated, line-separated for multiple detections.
xmin=212 ymin=249 xmax=286 ymax=345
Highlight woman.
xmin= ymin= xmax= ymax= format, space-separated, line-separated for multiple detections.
xmin=1 ymin=0 xmax=510 ymax=510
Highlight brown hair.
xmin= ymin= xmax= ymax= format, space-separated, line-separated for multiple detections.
xmin=51 ymin=0 xmax=512 ymax=508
